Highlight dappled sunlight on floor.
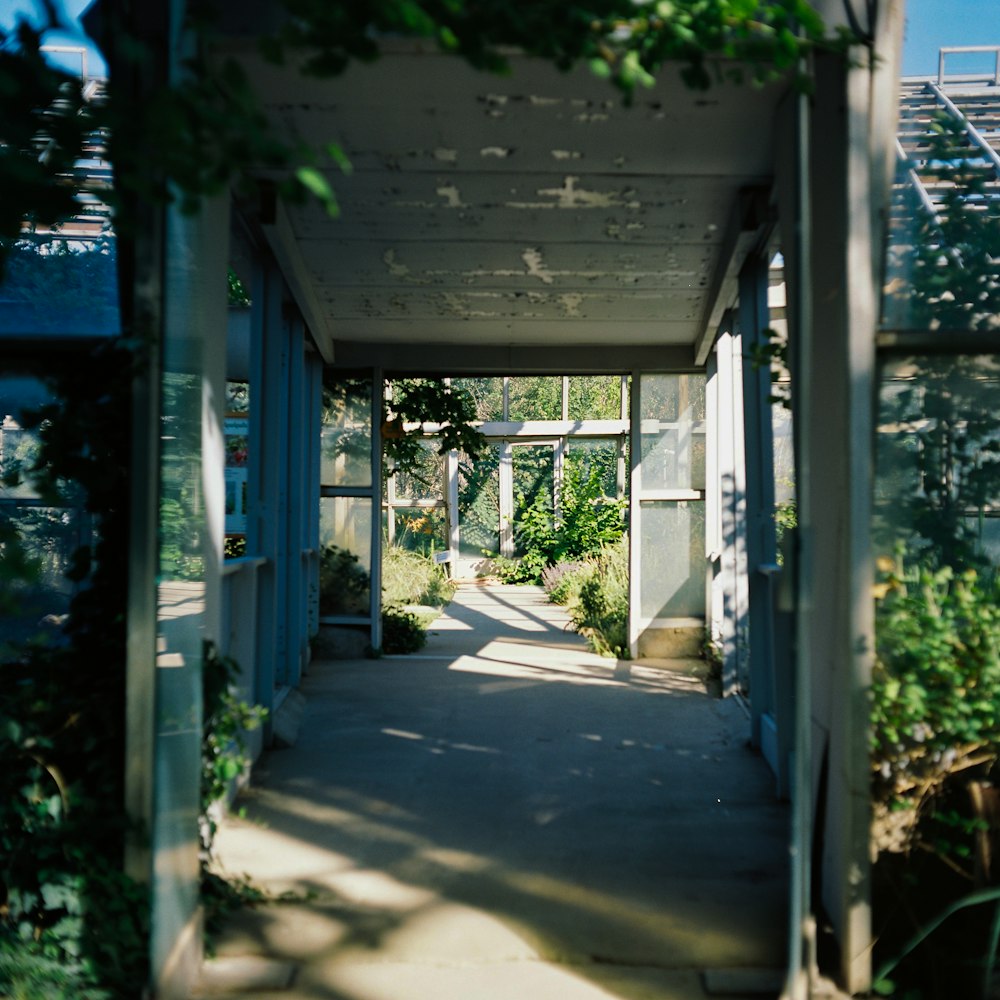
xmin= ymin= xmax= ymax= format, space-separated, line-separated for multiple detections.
xmin=205 ymin=584 xmax=787 ymax=999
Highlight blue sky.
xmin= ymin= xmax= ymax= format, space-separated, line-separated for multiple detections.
xmin=1 ymin=0 xmax=998 ymax=79
xmin=902 ymin=0 xmax=1000 ymax=75
xmin=0 ymin=0 xmax=105 ymax=75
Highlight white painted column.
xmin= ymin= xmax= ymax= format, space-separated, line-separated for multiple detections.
xmin=499 ymin=439 xmax=514 ymax=558
xmin=715 ymin=325 xmax=749 ymax=697
xmin=628 ymin=368 xmax=642 ymax=658
xmin=446 ymin=449 xmax=460 ymax=560
xmin=369 ymin=369 xmax=383 ymax=651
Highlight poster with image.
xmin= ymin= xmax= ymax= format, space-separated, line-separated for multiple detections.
xmin=224 ymin=416 xmax=249 ymax=536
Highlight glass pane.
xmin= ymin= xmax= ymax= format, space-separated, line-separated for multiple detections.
xmin=875 ymin=354 xmax=1000 ymax=570
xmin=319 ymin=496 xmax=372 ymax=615
xmin=392 ymin=442 xmax=443 ymax=500
xmin=0 ymin=504 xmax=82 ymax=653
xmin=388 ymin=507 xmax=448 ymax=555
xmin=225 ymin=380 xmax=250 ymax=415
xmin=639 ymin=373 xmax=706 ymax=491
xmin=513 ymin=444 xmax=554 ymax=556
xmin=568 ymin=375 xmax=623 ymax=420
xmin=567 ymin=439 xmax=622 ymax=497
xmin=1 ymin=426 xmax=42 ymax=500
xmin=640 ymin=500 xmax=706 ymax=618
xmin=224 ymin=381 xmax=250 ymax=547
xmin=451 ymin=377 xmax=503 ymax=421
xmin=0 ymin=237 xmax=120 ymax=338
xmin=882 ymin=116 xmax=1000 ymax=335
xmin=458 ymin=444 xmax=500 ymax=556
xmin=508 ymin=376 xmax=563 ymax=420
xmin=0 ymin=376 xmax=89 ymax=655
xmin=0 ymin=376 xmax=52 ymax=500
xmin=321 ymin=377 xmax=372 ymax=487
xmin=772 ymin=402 xmax=795 ymax=504
xmin=160 ymin=372 xmax=205 ymax=581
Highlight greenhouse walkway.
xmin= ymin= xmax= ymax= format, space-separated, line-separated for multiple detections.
xmin=198 ymin=584 xmax=790 ymax=1000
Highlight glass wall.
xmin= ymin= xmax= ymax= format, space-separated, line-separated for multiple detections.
xmin=320 ymin=375 xmax=375 ymax=622
xmin=0 ymin=376 xmax=86 ymax=654
xmin=458 ymin=444 xmax=500 ymax=557
xmin=321 ymin=378 xmax=373 ymax=487
xmin=319 ymin=496 xmax=372 ymax=615
xmin=385 ymin=440 xmax=447 ymax=555
xmin=633 ymin=373 xmax=706 ymax=626
xmin=870 ymin=99 xmax=1000 ymax=996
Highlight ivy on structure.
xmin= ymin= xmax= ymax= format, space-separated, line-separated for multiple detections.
xmin=200 ymin=641 xmax=268 ymax=937
xmin=0 ymin=1 xmax=850 ymax=268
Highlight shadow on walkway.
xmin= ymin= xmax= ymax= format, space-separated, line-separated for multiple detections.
xmin=201 ymin=585 xmax=789 ymax=1000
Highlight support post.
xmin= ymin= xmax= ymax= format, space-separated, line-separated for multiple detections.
xmin=628 ymin=368 xmax=641 ymax=659
xmin=739 ymin=255 xmax=786 ymax=791
xmin=248 ymin=260 xmax=281 ymax=720
xmin=369 ymin=369 xmax=383 ymax=651
xmin=499 ymin=439 xmax=514 ymax=558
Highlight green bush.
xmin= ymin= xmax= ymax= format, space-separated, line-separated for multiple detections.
xmin=381 ymin=605 xmax=427 ymax=654
xmin=318 ymin=544 xmax=369 ymax=615
xmin=506 ymin=458 xmax=626 ymax=585
xmin=541 ymin=560 xmax=586 ymax=605
xmin=0 ymin=940 xmax=112 ymax=1000
xmin=871 ymin=556 xmax=1000 ymax=861
xmin=543 ymin=537 xmax=629 ymax=658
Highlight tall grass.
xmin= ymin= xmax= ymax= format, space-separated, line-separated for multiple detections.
xmin=543 ymin=536 xmax=629 ymax=658
xmin=382 ymin=545 xmax=455 ymax=607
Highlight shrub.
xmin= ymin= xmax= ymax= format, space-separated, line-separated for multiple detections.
xmin=545 ymin=537 xmax=629 ymax=658
xmin=541 ymin=560 xmax=585 ymax=604
xmin=318 ymin=544 xmax=369 ymax=615
xmin=507 ymin=458 xmax=626 ymax=584
xmin=569 ymin=539 xmax=630 ymax=658
xmin=381 ymin=545 xmax=455 ymax=607
xmin=871 ymin=556 xmax=1000 ymax=861
xmin=381 ymin=605 xmax=427 ymax=654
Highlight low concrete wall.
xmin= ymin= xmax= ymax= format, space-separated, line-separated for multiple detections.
xmin=637 ymin=620 xmax=704 ymax=659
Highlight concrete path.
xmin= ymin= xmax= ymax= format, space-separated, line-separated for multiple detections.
xmin=200 ymin=584 xmax=789 ymax=1000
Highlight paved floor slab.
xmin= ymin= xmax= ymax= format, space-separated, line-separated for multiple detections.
xmin=206 ymin=584 xmax=789 ymax=999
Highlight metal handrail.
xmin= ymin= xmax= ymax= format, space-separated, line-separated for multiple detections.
xmin=928 ymin=81 xmax=1000 ymax=178
xmin=938 ymin=45 xmax=1000 ymax=87
xmin=894 ymin=138 xmax=941 ymax=225
xmin=220 ymin=555 xmax=268 ymax=577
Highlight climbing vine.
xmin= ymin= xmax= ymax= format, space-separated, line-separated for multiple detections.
xmin=0 ymin=1 xmax=848 ymax=269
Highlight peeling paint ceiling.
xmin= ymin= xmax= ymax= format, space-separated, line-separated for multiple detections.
xmin=235 ymin=42 xmax=783 ymax=363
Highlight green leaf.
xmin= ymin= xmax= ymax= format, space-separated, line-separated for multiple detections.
xmin=326 ymin=143 xmax=353 ymax=176
xmin=589 ymin=58 xmax=612 ymax=79
xmin=295 ymin=166 xmax=340 ymax=217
